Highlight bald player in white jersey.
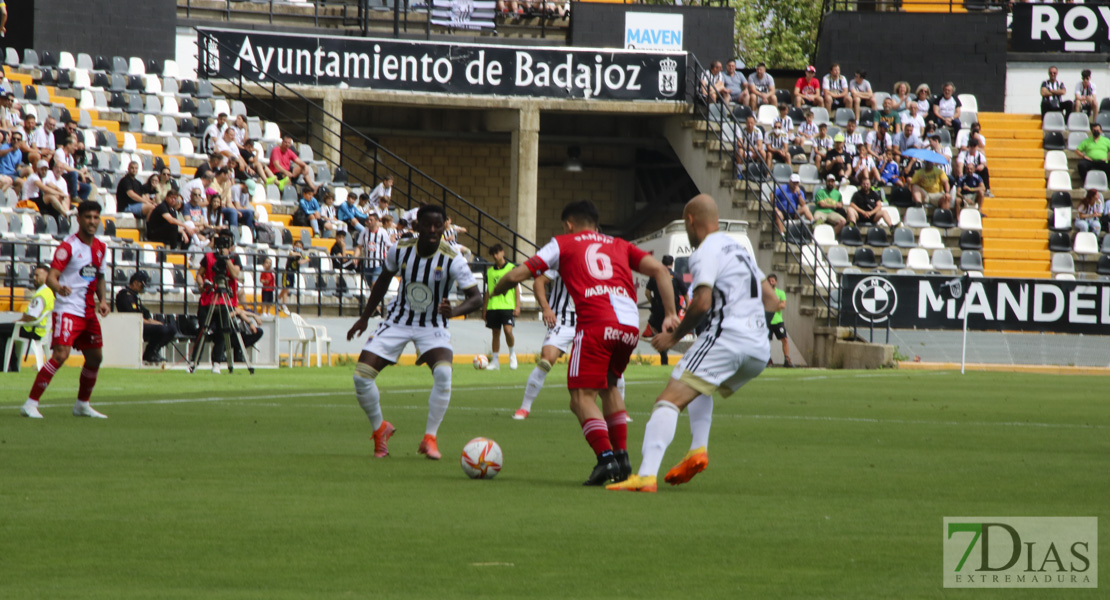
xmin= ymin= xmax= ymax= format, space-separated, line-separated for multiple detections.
xmin=608 ymin=194 xmax=780 ymax=493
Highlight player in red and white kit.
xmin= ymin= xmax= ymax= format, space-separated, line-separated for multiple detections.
xmin=20 ymin=202 xmax=111 ymax=419
xmin=492 ymin=201 xmax=679 ymax=485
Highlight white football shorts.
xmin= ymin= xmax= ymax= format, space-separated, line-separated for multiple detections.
xmin=541 ymin=323 xmax=575 ymax=354
xmin=363 ymin=321 xmax=452 ymax=363
xmin=672 ymin=328 xmax=769 ymax=397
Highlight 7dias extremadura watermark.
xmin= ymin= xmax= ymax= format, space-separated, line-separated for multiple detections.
xmin=943 ymin=517 xmax=1097 ymax=588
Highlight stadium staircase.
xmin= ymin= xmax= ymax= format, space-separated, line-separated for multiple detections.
xmin=979 ymin=112 xmax=1052 ymax=279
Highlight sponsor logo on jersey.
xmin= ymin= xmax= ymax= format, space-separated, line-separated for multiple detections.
xmin=603 ymin=326 xmax=637 ymax=345
xmin=584 ymin=284 xmax=631 ymax=299
xmin=79 ymin=264 xmax=98 ymax=281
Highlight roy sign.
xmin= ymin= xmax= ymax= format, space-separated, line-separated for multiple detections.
xmin=1012 ymin=2 xmax=1110 ymax=53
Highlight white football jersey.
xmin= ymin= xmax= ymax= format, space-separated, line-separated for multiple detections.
xmin=687 ymin=232 xmax=770 ymax=354
xmin=381 ymin=239 xmax=477 ymax=328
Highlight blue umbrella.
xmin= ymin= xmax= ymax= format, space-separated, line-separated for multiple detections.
xmin=903 ymin=148 xmax=950 ymax=165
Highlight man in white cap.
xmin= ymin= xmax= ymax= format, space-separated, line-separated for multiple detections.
xmin=773 ymin=174 xmax=814 ymax=236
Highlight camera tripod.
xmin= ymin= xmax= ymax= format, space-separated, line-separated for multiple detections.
xmin=187 ymin=283 xmax=255 ymax=375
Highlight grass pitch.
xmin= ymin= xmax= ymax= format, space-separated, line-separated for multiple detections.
xmin=1 ymin=365 xmax=1107 ymax=599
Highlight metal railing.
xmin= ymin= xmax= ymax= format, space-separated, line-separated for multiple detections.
xmin=196 ymin=29 xmax=538 ymax=264
xmin=823 ymin=0 xmax=1006 ymax=11
xmin=685 ymin=56 xmax=839 ymax=326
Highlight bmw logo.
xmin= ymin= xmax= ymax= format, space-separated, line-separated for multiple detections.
xmin=851 ymin=276 xmax=898 ymax=323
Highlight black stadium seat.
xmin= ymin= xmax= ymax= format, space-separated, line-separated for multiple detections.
xmin=959 ymin=230 xmax=982 ymax=250
xmin=866 ymin=227 xmax=890 ymax=247
xmin=775 ymin=89 xmax=793 ymax=106
xmin=1043 ymin=131 xmax=1065 ymax=151
xmin=94 ymin=55 xmax=112 ymax=72
xmin=932 ymin=208 xmax=956 ymax=229
xmin=840 ymin=224 xmax=863 ymax=247
xmin=853 ymin=247 xmax=878 ymax=268
xmin=1098 ymin=255 xmax=1110 ymax=276
xmin=1048 ymin=232 xmax=1071 ymax=252
xmin=1051 ymin=191 xmax=1073 ymax=207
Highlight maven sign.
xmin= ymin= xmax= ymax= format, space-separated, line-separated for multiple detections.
xmin=197 ymin=27 xmax=685 ymax=101
xmin=1011 ymin=3 xmax=1110 ymax=53
xmin=839 ymin=274 xmax=1110 ymax=335
xmin=625 ymin=12 xmax=684 ymax=52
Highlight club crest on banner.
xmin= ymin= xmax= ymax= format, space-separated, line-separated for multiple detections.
xmin=658 ymin=57 xmax=678 ymax=98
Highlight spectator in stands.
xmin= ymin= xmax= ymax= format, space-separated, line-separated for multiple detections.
xmin=117 ymin=160 xmax=155 ymax=218
xmin=318 ymin=189 xmax=341 ymax=237
xmin=146 ymin=166 xmax=176 ymax=203
xmin=381 ymin=214 xmax=400 ymax=242
xmin=910 ymin=160 xmax=952 ymax=212
xmin=278 ymin=240 xmax=309 ymax=315
xmin=1040 ymin=66 xmax=1072 ymax=117
xmin=875 ymin=97 xmax=900 ymax=132
xmin=1076 ymin=69 xmax=1097 ymax=119
xmin=892 ymin=81 xmax=913 ymax=116
xmin=813 ymin=173 xmax=847 ymax=234
xmin=0 ymin=130 xmax=23 ymax=193
xmin=842 ymin=119 xmax=863 ymax=161
xmin=822 ymin=64 xmax=849 ymax=112
xmin=848 ymin=70 xmax=875 ymax=121
xmin=796 ymin=110 xmax=818 ymax=144
xmin=337 ymin=191 xmax=367 ymax=236
xmin=213 ymin=167 xmax=255 ymax=236
xmin=822 ymin=134 xmax=849 ymax=181
xmin=765 ymin=122 xmax=790 ymax=165
xmin=955 ymin=121 xmax=986 ymax=153
xmin=902 ymin=101 xmax=926 ymax=136
xmin=957 ymin=165 xmax=985 ymax=217
xmin=259 ymin=257 xmax=276 ymax=307
xmin=194 ymin=153 xmax=221 ymax=181
xmin=722 ymin=60 xmax=748 ymax=107
xmin=41 ymin=159 xmax=73 ymax=217
xmin=847 ymin=175 xmax=893 ymax=228
xmin=355 ymin=213 xmax=389 ymax=291
xmin=22 ymin=160 xmax=66 ymax=217
xmin=114 ymin=272 xmax=177 ymax=365
xmin=747 ymin=63 xmax=776 ymax=111
xmin=773 ymin=174 xmax=814 ymax=236
xmin=794 ymin=65 xmax=821 ymax=108
xmin=203 ymin=113 xmax=228 ymax=156
xmin=735 ymin=114 xmax=764 ymax=176
xmin=147 ymin=190 xmax=189 ymax=249
xmin=370 ymin=175 xmax=395 ymax=213
xmin=929 ymin=82 xmax=962 ymax=134
xmin=866 ymin=121 xmax=892 ymax=157
xmin=17 ymin=113 xmax=40 ymax=165
xmin=269 ymin=135 xmax=316 ymax=192
xmin=700 ymin=61 xmax=729 ymax=106
xmin=330 ymin=230 xmax=355 ymax=272
xmin=811 ymin=122 xmax=833 ymax=164
xmin=296 ymin=185 xmax=321 ymax=236
xmin=774 ymin=103 xmax=794 ymax=134
xmin=1075 ymin=123 xmax=1110 ymax=182
xmin=182 ymin=187 xmax=206 ymax=225
xmin=927 ymin=134 xmax=954 ymax=179
xmin=1074 ymin=188 xmax=1103 ymax=235
xmin=179 ymin=171 xmax=214 ymax=209
xmin=0 ymin=91 xmax=16 ymax=131
xmin=955 ymin=137 xmax=991 ymax=198
xmin=893 ymin=122 xmax=923 ymax=164
xmin=216 ymin=127 xmax=247 ymax=175
xmin=878 ymin=148 xmax=901 ymax=187
xmin=53 ymin=135 xmax=91 ymax=204
xmin=850 ymin=146 xmax=880 ymax=186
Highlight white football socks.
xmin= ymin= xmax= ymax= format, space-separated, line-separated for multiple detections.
xmin=687 ymin=394 xmax=714 ymax=450
xmin=426 ymin=363 xmax=452 ymax=436
xmin=520 ymin=360 xmax=551 ymax=412
xmin=353 ymin=364 xmax=383 ymax=431
xmin=638 ymin=401 xmax=680 ymax=478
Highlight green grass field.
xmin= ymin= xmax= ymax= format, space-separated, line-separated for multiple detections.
xmin=1 ymin=365 xmax=1107 ymax=599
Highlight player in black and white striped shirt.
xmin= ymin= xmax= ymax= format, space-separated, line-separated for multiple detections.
xmin=512 ymin=269 xmax=625 ymax=420
xmin=355 ymin=213 xmax=391 ymax=288
xmin=346 ymin=205 xmax=482 ymax=460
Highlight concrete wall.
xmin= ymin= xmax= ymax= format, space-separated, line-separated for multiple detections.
xmin=32 ymin=0 xmax=176 ymax=63
xmin=817 ymin=12 xmax=1007 ymax=112
xmin=340 ymin=135 xmax=636 ymax=249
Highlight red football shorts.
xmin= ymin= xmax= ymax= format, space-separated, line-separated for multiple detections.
xmin=566 ymin=324 xmax=639 ymax=390
xmin=53 ymin=312 xmax=103 ymax=350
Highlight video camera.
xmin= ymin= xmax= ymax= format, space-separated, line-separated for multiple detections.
xmin=209 ymin=232 xmax=236 ymax=289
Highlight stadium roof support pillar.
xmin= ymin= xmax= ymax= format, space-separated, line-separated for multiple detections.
xmin=508 ymin=104 xmax=539 ymax=262
xmin=315 ymin=89 xmax=344 ymax=168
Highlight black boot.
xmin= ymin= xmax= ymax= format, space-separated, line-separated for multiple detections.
xmin=614 ymin=450 xmax=631 ymax=482
xmin=583 ymin=452 xmax=620 ymax=486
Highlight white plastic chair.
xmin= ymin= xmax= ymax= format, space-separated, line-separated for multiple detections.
xmin=289 ymin=313 xmax=332 ymax=367
xmin=162 ymin=59 xmax=180 ymax=80
xmin=1083 ymin=170 xmax=1109 ymax=192
xmin=1046 ymin=170 xmax=1072 ymax=192
xmin=73 ymin=68 xmax=92 ymax=90
xmin=919 ymin=227 xmax=944 ymax=250
xmin=958 ymin=209 xmax=982 ymax=231
xmin=958 ymin=94 xmax=979 ymax=114
xmin=932 ymin=249 xmax=957 ymax=272
xmin=906 ymin=248 xmax=931 ymax=271
xmin=813 ymin=224 xmax=838 ymax=247
xmin=58 ymin=51 xmax=76 ymax=70
xmin=1074 ymin=231 xmax=1099 ymax=256
xmin=281 ymin=317 xmax=312 ymax=368
xmin=3 ymin=322 xmax=49 ymax=372
xmin=757 ymin=104 xmax=778 ymax=126
xmin=1043 ymin=150 xmax=1068 ymax=171
xmin=882 ymin=206 xmax=901 ymax=227
xmin=1042 ymin=112 xmax=1066 ymax=132
xmin=1051 ymin=253 xmax=1075 ymax=274
xmin=128 ymin=56 xmax=146 ymax=76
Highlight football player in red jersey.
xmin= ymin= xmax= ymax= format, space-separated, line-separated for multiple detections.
xmin=21 ymin=201 xmax=110 ymax=419
xmin=492 ymin=201 xmax=679 ymax=485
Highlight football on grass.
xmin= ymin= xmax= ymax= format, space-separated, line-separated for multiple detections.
xmin=461 ymin=437 xmax=502 ymax=479
xmin=473 ymin=355 xmax=489 ymax=369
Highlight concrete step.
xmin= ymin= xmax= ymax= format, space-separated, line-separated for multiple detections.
xmin=984 ymin=258 xmax=1052 ymax=272
xmin=990 ymin=138 xmax=1043 ymax=150
xmin=982 ymin=217 xmax=1044 ymax=229
xmin=991 ymin=176 xmax=1045 ymax=187
xmin=991 ymin=167 xmax=1044 ymax=178
xmin=989 ymin=186 xmax=1047 ymax=199
xmin=987 ymin=208 xmax=1048 ymax=219
xmin=984 ymin=238 xmax=1048 ymax=250
xmin=987 ymin=148 xmax=1046 ymax=160
xmin=985 ymin=198 xmax=1048 ymax=209
xmin=984 ymin=248 xmax=1051 ymax=260
xmin=979 ymin=112 xmax=1040 ymax=122
xmin=1001 ymin=158 xmax=1045 ymax=169
xmin=981 ymin=227 xmax=1050 ymax=239
xmin=984 ymin=268 xmax=1053 ymax=279
xmin=996 ymin=129 xmax=1046 ymax=140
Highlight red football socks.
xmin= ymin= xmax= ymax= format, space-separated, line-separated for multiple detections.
xmin=29 ymin=358 xmax=62 ymax=401
xmin=581 ymin=418 xmax=612 ymax=455
xmin=77 ymin=366 xmax=99 ymax=402
xmin=605 ymin=411 xmax=628 ymax=451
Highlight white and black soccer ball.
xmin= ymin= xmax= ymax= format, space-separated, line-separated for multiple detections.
xmin=460 ymin=437 xmax=502 ymax=479
xmin=473 ymin=354 xmax=489 ymax=370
